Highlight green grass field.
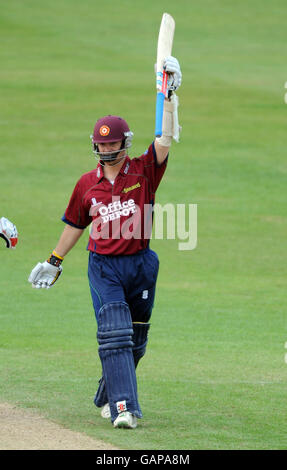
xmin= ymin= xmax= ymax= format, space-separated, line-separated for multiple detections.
xmin=1 ymin=0 xmax=287 ymax=450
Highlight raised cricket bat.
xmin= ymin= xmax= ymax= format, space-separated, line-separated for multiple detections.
xmin=155 ymin=13 xmax=175 ymax=137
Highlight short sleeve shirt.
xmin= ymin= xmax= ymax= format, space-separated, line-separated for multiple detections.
xmin=62 ymin=142 xmax=168 ymax=255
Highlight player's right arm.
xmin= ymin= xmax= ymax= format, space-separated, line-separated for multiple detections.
xmin=28 ymin=224 xmax=84 ymax=289
xmin=53 ymin=224 xmax=84 ymax=258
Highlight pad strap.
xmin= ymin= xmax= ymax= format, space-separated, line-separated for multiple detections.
xmin=132 ymin=322 xmax=150 ymax=367
xmin=97 ymin=302 xmax=134 ymax=351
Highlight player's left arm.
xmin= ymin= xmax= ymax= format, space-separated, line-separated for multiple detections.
xmin=154 ymin=56 xmax=182 ymax=166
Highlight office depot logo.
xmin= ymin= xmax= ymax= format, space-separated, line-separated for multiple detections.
xmin=97 ymin=198 xmax=137 ymax=223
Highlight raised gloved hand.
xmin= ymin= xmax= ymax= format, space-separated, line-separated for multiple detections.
xmin=164 ymin=56 xmax=182 ymax=92
xmin=0 ymin=217 xmax=18 ymax=248
xmin=28 ymin=251 xmax=63 ymax=289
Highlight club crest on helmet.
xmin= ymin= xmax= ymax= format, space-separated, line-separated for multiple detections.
xmin=99 ymin=125 xmax=110 ymax=137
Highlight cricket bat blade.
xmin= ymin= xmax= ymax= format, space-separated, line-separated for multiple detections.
xmin=155 ymin=13 xmax=175 ymax=137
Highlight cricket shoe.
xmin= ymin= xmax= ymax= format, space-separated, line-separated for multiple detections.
xmin=101 ymin=403 xmax=111 ymax=419
xmin=113 ymin=411 xmax=137 ymax=429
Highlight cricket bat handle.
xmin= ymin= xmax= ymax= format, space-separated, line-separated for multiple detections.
xmin=155 ymin=70 xmax=168 ymax=137
xmin=155 ymin=92 xmax=166 ymax=137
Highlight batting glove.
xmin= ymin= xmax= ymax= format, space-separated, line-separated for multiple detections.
xmin=0 ymin=217 xmax=18 ymax=249
xmin=164 ymin=56 xmax=182 ymax=91
xmin=28 ymin=252 xmax=63 ymax=289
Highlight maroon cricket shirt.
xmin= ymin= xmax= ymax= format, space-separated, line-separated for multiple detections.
xmin=62 ymin=143 xmax=168 ymax=255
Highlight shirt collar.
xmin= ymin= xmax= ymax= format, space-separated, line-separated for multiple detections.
xmin=95 ymin=156 xmax=131 ymax=181
xmin=95 ymin=162 xmax=104 ymax=181
xmin=119 ymin=156 xmax=131 ymax=176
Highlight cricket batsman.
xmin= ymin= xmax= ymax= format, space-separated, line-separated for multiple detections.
xmin=28 ymin=56 xmax=182 ymax=429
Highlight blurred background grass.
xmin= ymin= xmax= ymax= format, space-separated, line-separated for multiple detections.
xmin=0 ymin=0 xmax=286 ymax=449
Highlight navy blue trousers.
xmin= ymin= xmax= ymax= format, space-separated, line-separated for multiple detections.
xmin=88 ymin=248 xmax=159 ymax=422
xmin=88 ymin=248 xmax=159 ymax=322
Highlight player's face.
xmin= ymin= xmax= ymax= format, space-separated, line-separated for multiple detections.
xmin=98 ymin=141 xmax=126 ymax=165
xmin=98 ymin=141 xmax=122 ymax=153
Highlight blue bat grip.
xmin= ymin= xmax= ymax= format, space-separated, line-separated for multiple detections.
xmin=155 ymin=92 xmax=165 ymax=137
